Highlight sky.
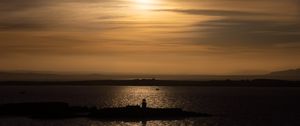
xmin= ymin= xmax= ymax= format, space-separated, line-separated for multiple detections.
xmin=0 ymin=0 xmax=299 ymax=75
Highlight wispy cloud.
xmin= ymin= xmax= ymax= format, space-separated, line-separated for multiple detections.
xmin=0 ymin=0 xmax=299 ymax=74
xmin=155 ymin=9 xmax=270 ymax=17
xmin=188 ymin=19 xmax=300 ymax=47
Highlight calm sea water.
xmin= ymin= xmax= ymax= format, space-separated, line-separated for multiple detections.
xmin=0 ymin=86 xmax=300 ymax=126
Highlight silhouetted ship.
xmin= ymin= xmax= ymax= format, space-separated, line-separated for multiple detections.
xmin=0 ymin=102 xmax=211 ymax=120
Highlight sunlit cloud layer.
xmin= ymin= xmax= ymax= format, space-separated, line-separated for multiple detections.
xmin=0 ymin=0 xmax=299 ymax=74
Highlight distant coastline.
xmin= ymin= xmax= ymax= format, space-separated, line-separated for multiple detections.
xmin=0 ymin=79 xmax=300 ymax=87
xmin=1 ymin=68 xmax=300 ymax=81
xmin=1 ymin=69 xmax=300 ymax=87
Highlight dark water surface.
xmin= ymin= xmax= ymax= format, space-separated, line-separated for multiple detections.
xmin=0 ymin=86 xmax=300 ymax=126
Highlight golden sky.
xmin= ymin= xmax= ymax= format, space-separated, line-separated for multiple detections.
xmin=0 ymin=0 xmax=300 ymax=75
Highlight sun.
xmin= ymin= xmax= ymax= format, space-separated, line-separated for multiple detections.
xmin=136 ymin=0 xmax=152 ymax=4
xmin=134 ymin=0 xmax=157 ymax=10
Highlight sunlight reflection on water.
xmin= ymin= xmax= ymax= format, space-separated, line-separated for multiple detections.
xmin=107 ymin=86 xmax=175 ymax=108
xmin=1 ymin=86 xmax=300 ymax=126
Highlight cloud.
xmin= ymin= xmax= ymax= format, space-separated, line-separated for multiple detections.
xmin=0 ymin=21 xmax=51 ymax=31
xmin=274 ymin=42 xmax=300 ymax=48
xmin=0 ymin=0 xmax=124 ymax=11
xmin=0 ymin=0 xmax=129 ymax=31
xmin=1 ymin=0 xmax=299 ymax=52
xmin=156 ymin=7 xmax=300 ymax=50
xmin=153 ymin=8 xmax=299 ymax=49
xmin=0 ymin=0 xmax=49 ymax=11
xmin=193 ymin=19 xmax=300 ymax=46
xmin=155 ymin=9 xmax=270 ymax=17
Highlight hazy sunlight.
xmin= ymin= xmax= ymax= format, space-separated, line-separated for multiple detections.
xmin=133 ymin=0 xmax=158 ymax=10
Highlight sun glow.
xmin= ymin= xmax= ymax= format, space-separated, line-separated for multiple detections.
xmin=134 ymin=0 xmax=157 ymax=10
xmin=136 ymin=0 xmax=153 ymax=4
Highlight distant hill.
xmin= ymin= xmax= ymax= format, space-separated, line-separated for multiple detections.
xmin=264 ymin=68 xmax=300 ymax=80
xmin=0 ymin=71 xmax=260 ymax=81
xmin=0 ymin=72 xmax=112 ymax=81
xmin=268 ymin=69 xmax=300 ymax=76
xmin=0 ymin=68 xmax=299 ymax=81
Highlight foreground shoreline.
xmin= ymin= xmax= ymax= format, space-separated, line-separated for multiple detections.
xmin=0 ymin=102 xmax=211 ymax=120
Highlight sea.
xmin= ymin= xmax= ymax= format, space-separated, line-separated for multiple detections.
xmin=0 ymin=86 xmax=300 ymax=126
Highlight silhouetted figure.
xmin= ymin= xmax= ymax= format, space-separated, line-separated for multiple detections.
xmin=142 ymin=99 xmax=147 ymax=109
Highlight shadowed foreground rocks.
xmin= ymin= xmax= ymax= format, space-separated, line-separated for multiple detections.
xmin=0 ymin=102 xmax=211 ymax=120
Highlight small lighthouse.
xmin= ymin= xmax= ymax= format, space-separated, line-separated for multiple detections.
xmin=142 ymin=99 xmax=147 ymax=109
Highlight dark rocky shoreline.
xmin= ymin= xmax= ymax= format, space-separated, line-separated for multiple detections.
xmin=0 ymin=102 xmax=211 ymax=120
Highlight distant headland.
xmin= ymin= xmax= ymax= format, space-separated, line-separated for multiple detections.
xmin=1 ymin=68 xmax=300 ymax=81
xmin=0 ymin=68 xmax=300 ymax=87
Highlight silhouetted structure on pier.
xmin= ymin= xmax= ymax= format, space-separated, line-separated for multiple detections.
xmin=142 ymin=99 xmax=147 ymax=109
